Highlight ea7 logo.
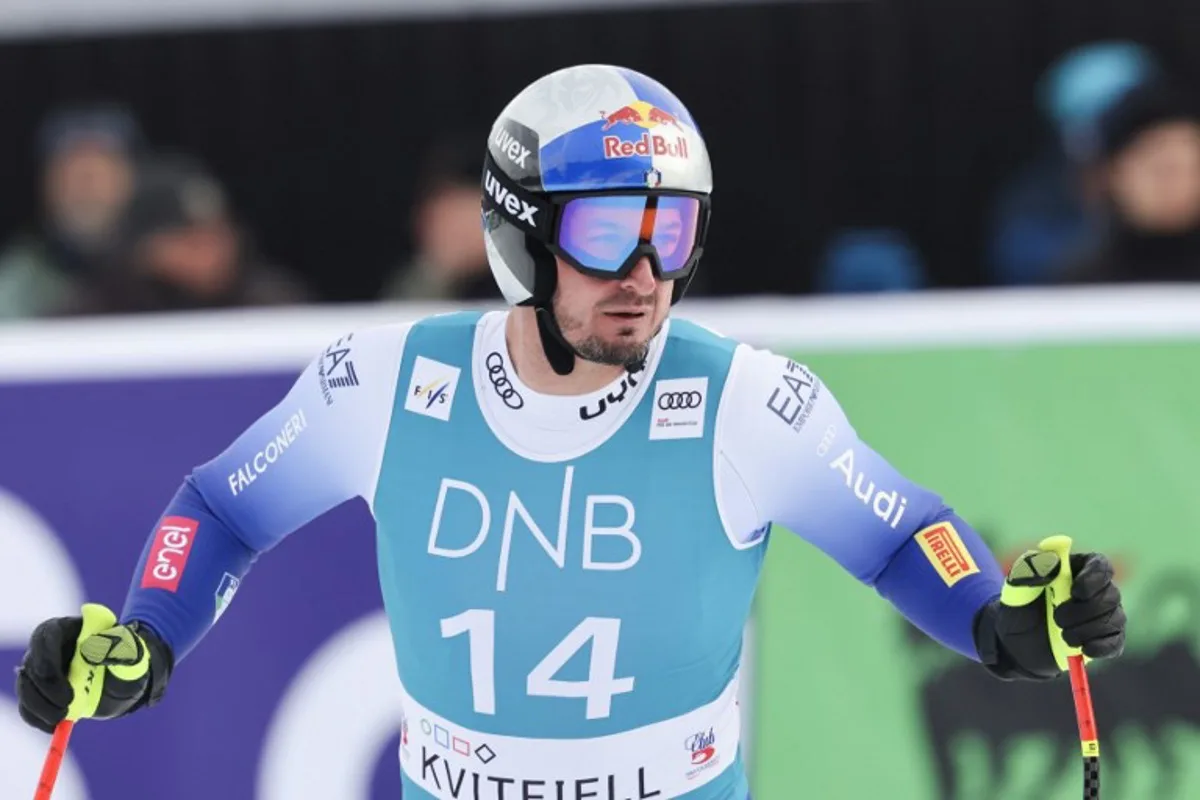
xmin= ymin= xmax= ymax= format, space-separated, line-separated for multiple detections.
xmin=484 ymin=169 xmax=539 ymax=228
xmin=492 ymin=127 xmax=531 ymax=169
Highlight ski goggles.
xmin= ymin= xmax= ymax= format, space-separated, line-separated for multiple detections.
xmin=482 ymin=155 xmax=710 ymax=281
xmin=549 ymin=192 xmax=707 ymax=280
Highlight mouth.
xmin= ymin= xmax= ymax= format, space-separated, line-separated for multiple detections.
xmin=602 ymin=309 xmax=648 ymax=321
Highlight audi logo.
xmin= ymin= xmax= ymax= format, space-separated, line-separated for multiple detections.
xmin=657 ymin=391 xmax=702 ymax=410
xmin=485 ymin=351 xmax=524 ymax=409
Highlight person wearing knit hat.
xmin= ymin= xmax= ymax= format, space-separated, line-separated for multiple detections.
xmin=378 ymin=135 xmax=501 ymax=302
xmin=1056 ymin=79 xmax=1200 ymax=283
xmin=0 ymin=103 xmax=143 ymax=319
xmin=64 ymin=153 xmax=314 ymax=314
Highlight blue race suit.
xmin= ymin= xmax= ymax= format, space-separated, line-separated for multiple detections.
xmin=121 ymin=310 xmax=1004 ymax=799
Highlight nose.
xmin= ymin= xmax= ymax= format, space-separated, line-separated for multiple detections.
xmin=619 ymin=256 xmax=658 ymax=295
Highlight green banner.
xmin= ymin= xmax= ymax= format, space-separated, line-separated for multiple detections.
xmin=752 ymin=340 xmax=1200 ymax=799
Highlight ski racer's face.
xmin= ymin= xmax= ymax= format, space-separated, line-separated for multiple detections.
xmin=552 ymin=254 xmax=671 ymax=368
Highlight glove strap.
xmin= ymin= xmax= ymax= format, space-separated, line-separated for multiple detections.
xmin=126 ymin=621 xmax=176 ymax=710
xmin=972 ymin=600 xmax=1058 ymax=682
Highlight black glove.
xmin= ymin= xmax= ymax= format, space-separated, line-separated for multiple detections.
xmin=15 ymin=603 xmax=174 ymax=734
xmin=974 ymin=546 xmax=1126 ymax=681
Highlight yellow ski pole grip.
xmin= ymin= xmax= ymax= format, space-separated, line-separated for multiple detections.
xmin=1038 ymin=534 xmax=1082 ymax=670
xmin=63 ymin=603 xmax=118 ymax=722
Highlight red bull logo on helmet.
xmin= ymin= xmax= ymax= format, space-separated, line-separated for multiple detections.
xmin=598 ymin=100 xmax=689 ymax=160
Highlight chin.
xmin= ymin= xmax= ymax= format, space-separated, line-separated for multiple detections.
xmin=614 ymin=324 xmax=654 ymax=343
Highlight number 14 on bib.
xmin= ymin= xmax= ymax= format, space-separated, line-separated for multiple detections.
xmin=441 ymin=610 xmax=634 ymax=719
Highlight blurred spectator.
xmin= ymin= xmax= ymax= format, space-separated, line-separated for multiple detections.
xmin=62 ymin=154 xmax=312 ymax=314
xmin=1056 ymin=81 xmax=1200 ymax=284
xmin=380 ymin=137 xmax=498 ymax=302
xmin=815 ymin=228 xmax=928 ymax=293
xmin=0 ymin=104 xmax=141 ymax=320
xmin=986 ymin=42 xmax=1162 ymax=286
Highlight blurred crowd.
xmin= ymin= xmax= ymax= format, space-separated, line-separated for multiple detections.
xmin=0 ymin=108 xmax=311 ymax=319
xmin=2 ymin=39 xmax=1199 ymax=322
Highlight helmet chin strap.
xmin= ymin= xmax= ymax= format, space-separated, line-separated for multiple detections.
xmin=534 ymin=303 xmax=578 ymax=376
xmin=533 ymin=301 xmax=648 ymax=377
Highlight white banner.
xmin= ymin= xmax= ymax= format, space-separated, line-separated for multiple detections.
xmin=3 ymin=285 xmax=1200 ymax=383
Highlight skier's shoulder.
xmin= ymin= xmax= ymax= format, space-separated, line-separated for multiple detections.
xmin=663 ymin=316 xmax=742 ymax=370
xmin=320 ymin=310 xmax=486 ymax=368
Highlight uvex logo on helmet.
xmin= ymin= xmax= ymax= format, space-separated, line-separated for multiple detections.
xmin=598 ymin=100 xmax=690 ymax=161
xmin=492 ymin=125 xmax=531 ymax=169
xmin=484 ymin=169 xmax=539 ymax=228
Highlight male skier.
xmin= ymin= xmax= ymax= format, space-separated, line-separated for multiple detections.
xmin=17 ymin=65 xmax=1126 ymax=799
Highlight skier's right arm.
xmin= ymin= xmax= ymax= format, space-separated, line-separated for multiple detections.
xmin=15 ymin=324 xmax=409 ymax=733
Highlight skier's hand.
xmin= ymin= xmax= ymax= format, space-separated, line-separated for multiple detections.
xmin=15 ymin=603 xmax=173 ymax=733
xmin=975 ymin=537 xmax=1126 ymax=680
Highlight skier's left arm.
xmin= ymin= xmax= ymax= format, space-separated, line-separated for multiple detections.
xmin=715 ymin=347 xmax=1125 ymax=676
xmin=715 ymin=348 xmax=1001 ymax=661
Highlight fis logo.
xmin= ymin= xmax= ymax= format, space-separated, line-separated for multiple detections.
xmin=405 ymin=356 xmax=461 ymax=422
xmin=417 ymin=380 xmax=451 ymax=408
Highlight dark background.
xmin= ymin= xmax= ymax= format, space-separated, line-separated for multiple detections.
xmin=1 ymin=0 xmax=1198 ymax=300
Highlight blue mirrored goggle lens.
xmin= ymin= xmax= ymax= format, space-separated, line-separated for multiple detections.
xmin=649 ymin=195 xmax=701 ymax=274
xmin=557 ymin=195 xmax=700 ymax=274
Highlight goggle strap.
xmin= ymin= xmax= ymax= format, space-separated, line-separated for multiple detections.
xmin=638 ymin=195 xmax=658 ymax=243
xmin=481 ymin=153 xmax=554 ymax=241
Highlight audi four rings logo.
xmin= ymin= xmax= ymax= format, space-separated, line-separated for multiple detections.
xmin=657 ymin=391 xmax=703 ymax=410
xmin=485 ymin=352 xmax=524 ymax=409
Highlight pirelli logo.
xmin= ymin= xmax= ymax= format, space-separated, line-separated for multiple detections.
xmin=916 ymin=522 xmax=980 ymax=587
